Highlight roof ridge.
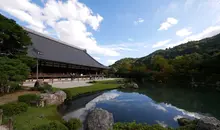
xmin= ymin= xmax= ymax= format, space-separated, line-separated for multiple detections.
xmin=23 ymin=27 xmax=85 ymax=51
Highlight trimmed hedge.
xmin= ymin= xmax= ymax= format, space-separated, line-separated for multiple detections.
xmin=64 ymin=118 xmax=82 ymax=130
xmin=32 ymin=121 xmax=68 ymax=130
xmin=0 ymin=102 xmax=28 ymax=116
xmin=31 ymin=84 xmax=53 ymax=93
xmin=18 ymin=94 xmax=40 ymax=105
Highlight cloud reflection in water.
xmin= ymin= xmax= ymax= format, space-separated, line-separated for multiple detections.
xmin=63 ymin=92 xmax=119 ymax=122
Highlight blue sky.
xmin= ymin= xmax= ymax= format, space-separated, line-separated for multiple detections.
xmin=1 ymin=0 xmax=220 ymax=65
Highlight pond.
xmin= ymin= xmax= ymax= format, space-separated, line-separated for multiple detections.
xmin=61 ymin=83 xmax=220 ymax=128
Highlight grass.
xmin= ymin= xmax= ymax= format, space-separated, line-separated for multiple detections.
xmin=2 ymin=80 xmax=121 ymax=130
xmin=63 ymin=80 xmax=121 ymax=99
xmin=0 ymin=90 xmax=40 ymax=105
xmin=11 ymin=105 xmax=61 ymax=130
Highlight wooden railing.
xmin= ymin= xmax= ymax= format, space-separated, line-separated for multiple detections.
xmin=28 ymin=73 xmax=105 ymax=79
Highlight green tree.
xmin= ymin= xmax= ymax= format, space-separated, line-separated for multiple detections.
xmin=151 ymin=55 xmax=173 ymax=73
xmin=171 ymin=53 xmax=203 ymax=74
xmin=0 ymin=57 xmax=29 ymax=93
xmin=0 ymin=14 xmax=32 ymax=56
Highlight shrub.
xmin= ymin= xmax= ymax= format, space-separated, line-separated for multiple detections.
xmin=42 ymin=84 xmax=53 ymax=92
xmin=18 ymin=94 xmax=40 ymax=105
xmin=32 ymin=121 xmax=68 ymax=130
xmin=113 ymin=122 xmax=171 ymax=130
xmin=64 ymin=118 xmax=82 ymax=130
xmin=88 ymin=80 xmax=97 ymax=83
xmin=63 ymin=89 xmax=72 ymax=100
xmin=9 ymin=82 xmax=21 ymax=92
xmin=31 ymin=83 xmax=53 ymax=93
xmin=0 ymin=102 xmax=28 ymax=116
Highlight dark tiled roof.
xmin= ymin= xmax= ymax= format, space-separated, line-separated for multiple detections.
xmin=25 ymin=28 xmax=108 ymax=69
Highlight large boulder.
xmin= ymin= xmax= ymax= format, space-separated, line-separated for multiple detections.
xmin=177 ymin=118 xmax=193 ymax=126
xmin=40 ymin=90 xmax=66 ymax=105
xmin=131 ymin=82 xmax=139 ymax=89
xmin=197 ymin=116 xmax=220 ymax=130
xmin=54 ymin=90 xmax=67 ymax=102
xmin=120 ymin=82 xmax=139 ymax=89
xmin=86 ymin=108 xmax=114 ymax=130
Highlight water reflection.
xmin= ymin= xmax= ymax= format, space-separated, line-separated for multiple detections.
xmin=95 ymin=90 xmax=202 ymax=128
xmin=63 ymin=91 xmax=119 ymax=122
xmin=62 ymin=85 xmax=220 ymax=128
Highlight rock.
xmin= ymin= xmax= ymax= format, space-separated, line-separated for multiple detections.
xmin=54 ymin=90 xmax=67 ymax=102
xmin=132 ymin=83 xmax=139 ymax=89
xmin=127 ymin=82 xmax=139 ymax=89
xmin=120 ymin=82 xmax=139 ymax=89
xmin=86 ymin=108 xmax=114 ymax=130
xmin=197 ymin=116 xmax=220 ymax=130
xmin=40 ymin=90 xmax=66 ymax=105
xmin=34 ymin=80 xmax=49 ymax=88
xmin=34 ymin=80 xmax=44 ymax=88
xmin=177 ymin=118 xmax=193 ymax=126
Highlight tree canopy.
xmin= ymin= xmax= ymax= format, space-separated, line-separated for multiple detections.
xmin=0 ymin=14 xmax=34 ymax=94
xmin=0 ymin=14 xmax=32 ymax=56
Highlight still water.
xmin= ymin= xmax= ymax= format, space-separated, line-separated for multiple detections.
xmin=62 ymin=83 xmax=220 ymax=128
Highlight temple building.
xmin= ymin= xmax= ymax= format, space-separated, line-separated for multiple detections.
xmin=25 ymin=28 xmax=108 ymax=80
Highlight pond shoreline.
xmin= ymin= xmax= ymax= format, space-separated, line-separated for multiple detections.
xmin=60 ymin=81 xmax=220 ymax=130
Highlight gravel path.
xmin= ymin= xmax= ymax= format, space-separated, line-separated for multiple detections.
xmin=23 ymin=78 xmax=117 ymax=89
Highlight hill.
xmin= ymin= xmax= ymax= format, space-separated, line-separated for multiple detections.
xmin=111 ymin=33 xmax=220 ymax=86
xmin=110 ymin=58 xmax=137 ymax=71
xmin=135 ymin=33 xmax=220 ymax=65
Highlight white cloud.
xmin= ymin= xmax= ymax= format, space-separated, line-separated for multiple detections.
xmin=128 ymin=38 xmax=133 ymax=41
xmin=176 ymin=28 xmax=192 ymax=37
xmin=164 ymin=103 xmax=203 ymax=119
xmin=0 ymin=0 xmax=121 ymax=57
xmin=63 ymin=92 xmax=119 ymax=122
xmin=166 ymin=25 xmax=220 ymax=48
xmin=134 ymin=18 xmax=144 ymax=25
xmin=150 ymin=103 xmax=167 ymax=112
xmin=102 ymin=43 xmax=140 ymax=52
xmin=158 ymin=17 xmax=178 ymax=31
xmin=152 ymin=39 xmax=171 ymax=48
xmin=93 ymin=57 xmax=100 ymax=60
xmin=155 ymin=120 xmax=168 ymax=128
xmin=173 ymin=115 xmax=183 ymax=122
xmin=184 ymin=0 xmax=196 ymax=10
xmin=107 ymin=60 xmax=117 ymax=65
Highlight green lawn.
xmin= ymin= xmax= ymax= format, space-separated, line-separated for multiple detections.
xmin=63 ymin=80 xmax=121 ymax=99
xmin=12 ymin=105 xmax=61 ymax=130
xmin=8 ymin=80 xmax=121 ymax=130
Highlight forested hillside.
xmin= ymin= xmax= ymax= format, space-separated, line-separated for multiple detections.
xmin=110 ymin=33 xmax=220 ymax=87
xmin=110 ymin=58 xmax=137 ymax=70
